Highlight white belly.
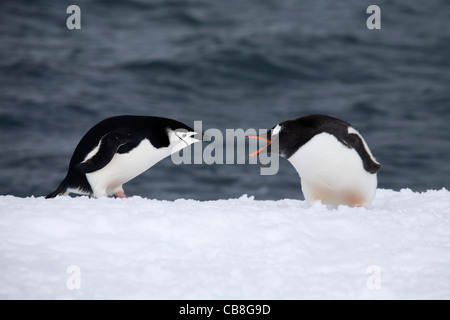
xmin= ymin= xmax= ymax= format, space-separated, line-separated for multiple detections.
xmin=86 ymin=139 xmax=171 ymax=197
xmin=288 ymin=133 xmax=377 ymax=207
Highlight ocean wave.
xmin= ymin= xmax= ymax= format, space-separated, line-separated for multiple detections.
xmin=0 ymin=61 xmax=60 ymax=80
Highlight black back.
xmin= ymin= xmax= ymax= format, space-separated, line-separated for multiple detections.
xmin=276 ymin=114 xmax=381 ymax=174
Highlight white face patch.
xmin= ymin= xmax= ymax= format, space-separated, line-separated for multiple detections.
xmin=347 ymin=127 xmax=359 ymax=135
xmin=169 ymin=129 xmax=201 ymax=151
xmin=272 ymin=124 xmax=282 ymax=137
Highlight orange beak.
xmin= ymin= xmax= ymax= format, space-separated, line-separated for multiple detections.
xmin=247 ymin=135 xmax=271 ymax=157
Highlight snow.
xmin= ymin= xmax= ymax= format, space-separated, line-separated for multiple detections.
xmin=0 ymin=188 xmax=449 ymax=300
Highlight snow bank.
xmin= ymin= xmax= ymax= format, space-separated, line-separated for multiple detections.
xmin=0 ymin=189 xmax=449 ymax=300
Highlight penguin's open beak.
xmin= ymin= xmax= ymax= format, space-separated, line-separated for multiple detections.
xmin=247 ymin=134 xmax=271 ymax=157
xmin=175 ymin=131 xmax=206 ymax=147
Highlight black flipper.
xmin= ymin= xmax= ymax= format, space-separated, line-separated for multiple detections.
xmin=75 ymin=132 xmax=131 ymax=174
xmin=343 ymin=133 xmax=381 ymax=174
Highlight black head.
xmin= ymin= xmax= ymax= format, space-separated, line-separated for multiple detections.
xmin=154 ymin=117 xmax=204 ymax=147
xmin=247 ymin=121 xmax=306 ymax=159
xmin=248 ymin=114 xmax=351 ymax=159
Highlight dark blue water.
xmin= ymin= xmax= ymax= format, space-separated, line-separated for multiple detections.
xmin=1 ymin=0 xmax=449 ymax=200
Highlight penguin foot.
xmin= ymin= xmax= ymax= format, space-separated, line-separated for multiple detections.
xmin=114 ymin=191 xmax=129 ymax=199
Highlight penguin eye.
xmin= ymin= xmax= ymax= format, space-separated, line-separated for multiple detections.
xmin=175 ymin=132 xmax=188 ymax=140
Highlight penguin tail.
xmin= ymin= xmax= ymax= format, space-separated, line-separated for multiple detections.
xmin=45 ymin=180 xmax=68 ymax=199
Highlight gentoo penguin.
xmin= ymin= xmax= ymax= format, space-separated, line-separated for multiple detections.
xmin=46 ymin=115 xmax=202 ymax=198
xmin=249 ymin=114 xmax=381 ymax=208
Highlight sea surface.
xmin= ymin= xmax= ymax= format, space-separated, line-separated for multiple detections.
xmin=1 ymin=0 xmax=449 ymax=200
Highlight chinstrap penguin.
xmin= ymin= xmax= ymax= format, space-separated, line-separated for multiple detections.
xmin=249 ymin=114 xmax=381 ymax=208
xmin=46 ymin=115 xmax=203 ymax=198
